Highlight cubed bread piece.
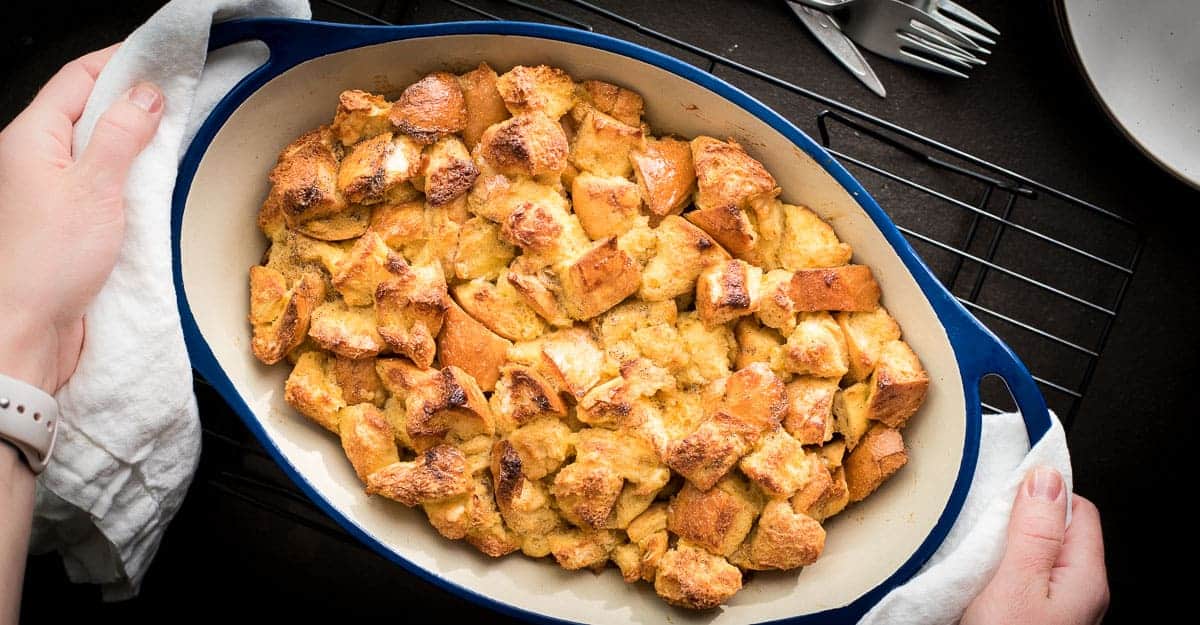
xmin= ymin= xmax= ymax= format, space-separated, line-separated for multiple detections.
xmin=397 ymin=201 xmax=462 ymax=276
xmin=833 ymin=382 xmax=872 ymax=451
xmin=745 ymin=195 xmax=786 ymax=270
xmin=293 ymin=205 xmax=371 ymax=242
xmin=506 ymin=256 xmax=572 ymax=327
xmin=577 ymin=377 xmax=655 ymax=431
xmin=808 ymin=466 xmax=849 ymax=521
xmin=496 ymin=65 xmax=576 ymax=120
xmin=717 ymin=362 xmax=788 ymax=434
xmin=336 ymin=132 xmax=423 ymax=204
xmin=553 ymin=462 xmax=624 ymax=528
xmin=733 ymin=317 xmax=789 ymax=380
xmin=559 ymin=237 xmax=642 ymax=321
xmin=264 ymin=230 xmax=348 ymax=282
xmin=338 ymin=403 xmax=400 ymax=483
xmin=421 ymin=474 xmax=520 ymax=557
xmin=453 ymin=216 xmax=516 ymax=281
xmin=331 ymin=89 xmax=393 ymax=146
xmin=571 ymin=108 xmax=645 ymax=177
xmin=668 ymin=475 xmax=762 ymax=557
xmin=329 ymin=356 xmax=386 ymax=407
xmin=783 ymin=312 xmax=850 ymax=378
xmin=330 ymin=231 xmax=405 ymax=306
xmin=421 ymin=136 xmax=479 ymax=206
xmin=452 ymin=274 xmax=548 ymax=342
xmin=818 ymin=438 xmax=847 ymax=469
xmin=490 ymin=364 xmax=568 ymax=433
xmin=375 ymin=262 xmax=448 ymax=368
xmin=548 ymin=528 xmax=620 ymax=570
xmin=269 ymin=126 xmax=348 ymax=227
xmin=739 ymin=428 xmax=811 ymax=498
xmin=696 ymin=258 xmax=763 ymax=327
xmin=575 ymin=427 xmax=670 ymax=491
xmin=388 ymin=72 xmax=468 ymax=144
xmin=592 ymin=299 xmax=680 ymax=365
xmin=491 ymin=439 xmax=563 ymax=536
xmin=654 ymin=541 xmax=743 ymax=610
xmin=500 ymin=188 xmax=590 ymax=262
xmin=256 ymin=193 xmax=287 ymax=241
xmin=776 ymin=203 xmax=853 ymax=270
xmin=436 ymin=297 xmax=511 ymax=392
xmin=783 ymin=377 xmax=839 ymax=445
xmin=686 ymin=204 xmax=759 ymax=263
xmin=402 ymin=366 xmax=496 ymax=451
xmin=476 ymin=112 xmax=569 ymax=177
xmin=368 ymin=199 xmax=426 ymax=248
xmin=788 ymin=458 xmax=834 ymax=515
xmin=865 ymin=339 xmax=930 ymax=428
xmin=457 ymin=62 xmax=510 ymax=149
xmin=539 ymin=327 xmax=606 ymax=399
xmin=571 ymin=172 xmax=643 ymax=239
xmin=691 ymin=136 xmax=778 ymax=212
xmin=623 ymin=504 xmax=669 ymax=582
xmin=374 ymin=356 xmax=436 ymax=397
xmin=664 ymin=416 xmax=751 ymax=491
xmin=249 ymin=267 xmax=324 ymax=365
xmin=308 ymin=299 xmax=386 ymax=359
xmin=844 ymin=424 xmax=907 ymax=502
xmin=639 ymin=215 xmax=728 ymax=302
xmin=631 ymin=137 xmax=695 ymax=220
xmin=616 ymin=216 xmax=658 ymax=267
xmin=463 ymin=475 xmax=523 ymax=557
xmin=732 ymin=499 xmax=825 ymax=571
xmin=674 ymin=312 xmax=735 ymax=386
xmin=577 ymin=79 xmax=644 ymax=127
xmin=788 ymin=265 xmax=881 ymax=312
xmin=504 ymin=417 xmax=573 ymax=479
xmin=366 ymin=444 xmax=472 ymax=505
xmin=756 ymin=269 xmax=799 ymax=334
xmin=838 ymin=307 xmax=902 ymax=383
xmin=284 ymin=351 xmax=345 ymax=433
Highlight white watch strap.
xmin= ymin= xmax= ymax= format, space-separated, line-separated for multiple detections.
xmin=0 ymin=373 xmax=58 ymax=474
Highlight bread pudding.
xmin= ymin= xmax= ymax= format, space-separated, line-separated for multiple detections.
xmin=248 ymin=62 xmax=930 ymax=610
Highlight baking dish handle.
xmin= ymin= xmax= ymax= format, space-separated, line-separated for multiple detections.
xmin=209 ymin=18 xmax=431 ymax=73
xmin=950 ymin=309 xmax=1053 ymax=446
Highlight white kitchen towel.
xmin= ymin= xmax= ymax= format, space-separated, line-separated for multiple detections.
xmin=861 ymin=410 xmax=1072 ymax=624
xmin=29 ymin=0 xmax=311 ymax=601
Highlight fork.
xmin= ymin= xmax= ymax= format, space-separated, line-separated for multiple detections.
xmin=839 ymin=0 xmax=999 ymax=77
xmin=796 ymin=0 xmax=1000 ymax=78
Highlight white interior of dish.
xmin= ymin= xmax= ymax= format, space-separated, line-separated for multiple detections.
xmin=180 ymin=34 xmax=966 ymax=624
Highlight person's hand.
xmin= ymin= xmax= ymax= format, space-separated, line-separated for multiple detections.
xmin=0 ymin=44 xmax=163 ymax=394
xmin=962 ymin=466 xmax=1110 ymax=625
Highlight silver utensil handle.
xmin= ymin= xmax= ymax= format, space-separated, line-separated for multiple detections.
xmin=792 ymin=0 xmax=858 ymax=9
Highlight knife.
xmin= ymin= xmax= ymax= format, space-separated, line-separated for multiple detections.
xmin=786 ymin=1 xmax=887 ymax=98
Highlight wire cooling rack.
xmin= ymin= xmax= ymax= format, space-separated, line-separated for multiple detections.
xmin=194 ymin=0 xmax=1142 ymax=547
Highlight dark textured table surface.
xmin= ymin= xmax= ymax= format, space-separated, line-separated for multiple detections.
xmin=3 ymin=1 xmax=1193 ymax=622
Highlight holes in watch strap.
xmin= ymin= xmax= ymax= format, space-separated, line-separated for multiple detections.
xmin=33 ymin=412 xmax=40 ymax=421
xmin=0 ymin=398 xmax=8 ymax=409
xmin=16 ymin=405 xmax=24 ymax=414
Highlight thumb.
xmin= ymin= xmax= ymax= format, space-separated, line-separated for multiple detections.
xmin=76 ymin=82 xmax=164 ymax=202
xmin=995 ymin=465 xmax=1067 ymax=598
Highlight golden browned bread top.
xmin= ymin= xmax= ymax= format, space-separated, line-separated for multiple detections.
xmin=249 ymin=63 xmax=930 ymax=611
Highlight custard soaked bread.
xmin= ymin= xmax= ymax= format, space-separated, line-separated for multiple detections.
xmin=249 ymin=63 xmax=930 ymax=610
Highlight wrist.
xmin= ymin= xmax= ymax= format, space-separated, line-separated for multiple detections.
xmin=0 ymin=309 xmax=58 ymax=395
xmin=0 ymin=440 xmax=35 ymax=484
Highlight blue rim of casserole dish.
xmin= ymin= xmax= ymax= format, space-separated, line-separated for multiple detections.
xmin=171 ymin=18 xmax=1052 ymax=625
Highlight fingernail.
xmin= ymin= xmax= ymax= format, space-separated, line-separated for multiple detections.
xmin=1026 ymin=466 xmax=1063 ymax=502
xmin=128 ymin=82 xmax=162 ymax=113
